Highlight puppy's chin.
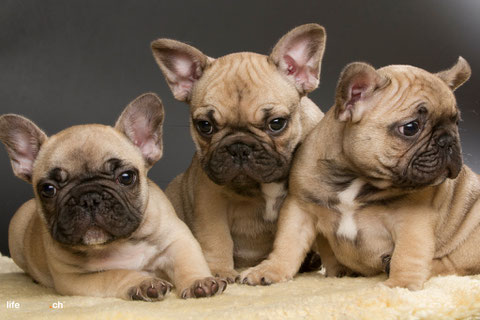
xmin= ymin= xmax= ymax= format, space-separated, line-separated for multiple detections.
xmin=82 ymin=227 xmax=112 ymax=246
xmin=224 ymin=174 xmax=262 ymax=197
xmin=385 ymin=131 xmax=463 ymax=190
xmin=362 ymin=161 xmax=456 ymax=192
xmin=396 ymin=158 xmax=461 ymax=189
xmin=390 ymin=174 xmax=447 ymax=190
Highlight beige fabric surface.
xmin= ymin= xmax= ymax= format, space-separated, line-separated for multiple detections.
xmin=1 ymin=254 xmax=480 ymax=320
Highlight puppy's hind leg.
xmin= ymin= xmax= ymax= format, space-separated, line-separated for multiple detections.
xmin=431 ymin=257 xmax=457 ymax=276
xmin=315 ymin=234 xmax=355 ymax=277
xmin=432 ymin=218 xmax=480 ymax=276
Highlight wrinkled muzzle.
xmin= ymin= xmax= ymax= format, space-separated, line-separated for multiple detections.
xmin=202 ymin=134 xmax=290 ymax=188
xmin=396 ymin=131 xmax=462 ymax=187
xmin=52 ymin=183 xmax=141 ymax=246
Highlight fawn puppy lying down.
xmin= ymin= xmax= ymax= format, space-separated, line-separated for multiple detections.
xmin=0 ymin=93 xmax=226 ymax=300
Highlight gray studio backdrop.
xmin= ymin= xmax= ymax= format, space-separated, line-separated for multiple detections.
xmin=0 ymin=0 xmax=479 ymax=256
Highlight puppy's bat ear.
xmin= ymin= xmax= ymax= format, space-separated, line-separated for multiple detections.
xmin=151 ymin=39 xmax=212 ymax=102
xmin=115 ymin=93 xmax=165 ymax=167
xmin=436 ymin=57 xmax=471 ymax=91
xmin=0 ymin=114 xmax=47 ymax=183
xmin=270 ymin=23 xmax=326 ymax=95
xmin=334 ymin=62 xmax=389 ymax=123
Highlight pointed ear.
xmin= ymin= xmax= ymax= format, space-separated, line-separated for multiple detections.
xmin=0 ymin=114 xmax=47 ymax=182
xmin=270 ymin=24 xmax=326 ymax=94
xmin=436 ymin=57 xmax=471 ymax=91
xmin=335 ymin=62 xmax=389 ymax=122
xmin=115 ymin=93 xmax=165 ymax=167
xmin=151 ymin=39 xmax=211 ymax=102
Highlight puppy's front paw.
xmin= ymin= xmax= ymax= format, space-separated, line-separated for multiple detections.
xmin=127 ymin=278 xmax=172 ymax=302
xmin=181 ymin=277 xmax=227 ymax=299
xmin=238 ymin=262 xmax=292 ymax=286
xmin=211 ymin=269 xmax=238 ymax=284
xmin=382 ymin=278 xmax=423 ymax=291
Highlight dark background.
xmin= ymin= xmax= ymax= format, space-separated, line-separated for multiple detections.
xmin=0 ymin=0 xmax=478 ymax=256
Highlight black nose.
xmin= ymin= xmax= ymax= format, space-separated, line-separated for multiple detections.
xmin=78 ymin=192 xmax=103 ymax=210
xmin=437 ymin=134 xmax=454 ymax=149
xmin=227 ymin=143 xmax=252 ymax=161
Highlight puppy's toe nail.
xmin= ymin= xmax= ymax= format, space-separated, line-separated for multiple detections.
xmin=222 ymin=282 xmax=228 ymax=292
xmin=129 ymin=288 xmax=143 ymax=301
xmin=160 ymin=284 xmax=169 ymax=295
xmin=260 ymin=277 xmax=271 ymax=286
xmin=235 ymin=275 xmax=241 ymax=283
xmin=131 ymin=294 xmax=143 ymax=301
xmin=211 ymin=280 xmax=219 ymax=294
xmin=242 ymin=277 xmax=249 ymax=284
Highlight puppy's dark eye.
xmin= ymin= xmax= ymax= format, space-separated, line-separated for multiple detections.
xmin=41 ymin=184 xmax=57 ymax=198
xmin=196 ymin=120 xmax=214 ymax=135
xmin=117 ymin=171 xmax=136 ymax=186
xmin=399 ymin=121 xmax=420 ymax=137
xmin=268 ymin=118 xmax=288 ymax=133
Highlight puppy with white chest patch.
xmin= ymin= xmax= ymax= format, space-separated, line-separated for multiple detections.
xmin=151 ymin=24 xmax=326 ymax=281
xmin=1 ymin=93 xmax=226 ymax=301
xmin=240 ymin=57 xmax=479 ymax=290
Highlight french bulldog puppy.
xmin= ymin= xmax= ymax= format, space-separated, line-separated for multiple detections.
xmin=1 ymin=93 xmax=226 ymax=301
xmin=151 ymin=24 xmax=326 ymax=281
xmin=239 ymin=57 xmax=477 ymax=290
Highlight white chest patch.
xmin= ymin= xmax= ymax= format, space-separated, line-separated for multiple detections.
xmin=261 ymin=182 xmax=287 ymax=222
xmin=336 ymin=179 xmax=364 ymax=241
xmin=85 ymin=241 xmax=164 ymax=272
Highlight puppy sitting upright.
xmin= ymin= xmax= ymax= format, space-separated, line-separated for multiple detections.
xmin=150 ymin=24 xmax=326 ymax=281
xmin=240 ymin=58 xmax=478 ymax=290
xmin=0 ymin=93 xmax=226 ymax=301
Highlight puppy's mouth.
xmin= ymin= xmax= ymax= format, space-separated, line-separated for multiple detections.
xmin=203 ymin=140 xmax=290 ymax=188
xmin=50 ymin=184 xmax=142 ymax=246
xmin=395 ymin=132 xmax=462 ymax=188
xmin=82 ymin=226 xmax=112 ymax=245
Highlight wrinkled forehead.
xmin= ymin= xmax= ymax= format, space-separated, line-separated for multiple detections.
xmin=33 ymin=125 xmax=143 ymax=181
xmin=191 ymin=52 xmax=299 ymax=125
xmin=377 ymin=65 xmax=458 ymax=116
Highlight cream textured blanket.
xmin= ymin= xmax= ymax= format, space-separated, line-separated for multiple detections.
xmin=1 ymin=254 xmax=480 ymax=320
